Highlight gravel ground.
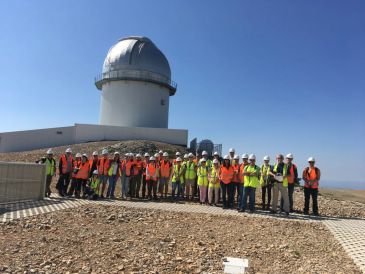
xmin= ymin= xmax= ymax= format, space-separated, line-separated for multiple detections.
xmin=0 ymin=205 xmax=361 ymax=274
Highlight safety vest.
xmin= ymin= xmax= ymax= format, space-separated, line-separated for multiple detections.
xmin=232 ymin=163 xmax=240 ymax=183
xmin=239 ymin=163 xmax=247 ymax=183
xmin=273 ymin=163 xmax=288 ymax=187
xmin=260 ymin=164 xmax=271 ymax=187
xmin=45 ymin=158 xmax=56 ymax=176
xmin=125 ymin=160 xmax=134 ymax=177
xmin=134 ymin=160 xmax=143 ymax=176
xmin=142 ymin=160 xmax=148 ymax=176
xmin=220 ymin=166 xmax=234 ymax=184
xmin=208 ymin=167 xmax=220 ymax=188
xmin=287 ymin=164 xmax=297 ymax=184
xmin=98 ymin=158 xmax=110 ymax=176
xmin=77 ymin=161 xmax=90 ymax=180
xmin=72 ymin=160 xmax=81 ymax=179
xmin=197 ymin=166 xmax=208 ymax=186
xmin=244 ymin=165 xmax=260 ymax=188
xmin=146 ymin=163 xmax=157 ymax=181
xmin=303 ymin=167 xmax=320 ymax=189
xmin=172 ymin=164 xmax=184 ymax=183
xmin=108 ymin=161 xmax=120 ymax=177
xmin=160 ymin=160 xmax=171 ymax=178
xmin=185 ymin=161 xmax=196 ymax=180
xmin=90 ymin=177 xmax=100 ymax=195
xmin=60 ymin=154 xmax=73 ymax=174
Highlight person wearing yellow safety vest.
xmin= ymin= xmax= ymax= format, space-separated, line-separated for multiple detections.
xmin=302 ymin=157 xmax=321 ymax=216
xmin=185 ymin=153 xmax=197 ymax=200
xmin=85 ymin=170 xmax=100 ymax=200
xmin=43 ymin=149 xmax=56 ymax=197
xmin=260 ymin=155 xmax=273 ymax=210
xmin=106 ymin=152 xmax=121 ymax=199
xmin=237 ymin=154 xmax=249 ymax=210
xmin=281 ymin=153 xmax=298 ymax=212
xmin=171 ymin=157 xmax=185 ymax=200
xmin=197 ymin=158 xmax=209 ymax=204
xmin=239 ymin=154 xmax=260 ymax=213
xmin=269 ymin=154 xmax=290 ymax=215
xmin=208 ymin=159 xmax=220 ymax=206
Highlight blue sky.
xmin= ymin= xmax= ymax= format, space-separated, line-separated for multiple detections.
xmin=0 ymin=1 xmax=364 ymax=188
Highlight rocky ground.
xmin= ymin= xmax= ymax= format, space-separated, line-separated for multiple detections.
xmin=0 ymin=205 xmax=361 ymax=274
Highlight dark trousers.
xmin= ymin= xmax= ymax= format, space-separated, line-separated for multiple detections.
xmin=56 ymin=173 xmax=70 ymax=196
xmin=142 ymin=175 xmax=147 ymax=198
xmin=68 ymin=178 xmax=79 ymax=197
xmin=45 ymin=175 xmax=53 ymax=197
xmin=129 ymin=176 xmax=136 ymax=197
xmin=220 ymin=182 xmax=234 ymax=208
xmin=262 ymin=185 xmax=272 ymax=208
xmin=281 ymin=183 xmax=295 ymax=211
xmin=193 ymin=178 xmax=198 ymax=198
xmin=134 ymin=174 xmax=142 ymax=198
xmin=242 ymin=186 xmax=256 ymax=211
xmin=304 ymin=187 xmax=318 ymax=214
xmin=147 ymin=180 xmax=157 ymax=199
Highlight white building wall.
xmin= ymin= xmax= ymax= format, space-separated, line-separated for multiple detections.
xmin=0 ymin=126 xmax=75 ymax=153
xmin=99 ymin=80 xmax=170 ymax=128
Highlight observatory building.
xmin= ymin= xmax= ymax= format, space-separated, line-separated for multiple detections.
xmin=0 ymin=36 xmax=188 ymax=152
xmin=95 ymin=36 xmax=176 ymax=128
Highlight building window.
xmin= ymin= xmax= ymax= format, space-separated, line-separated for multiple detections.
xmin=56 ymin=131 xmax=63 ymax=135
xmin=161 ymin=99 xmax=165 ymax=106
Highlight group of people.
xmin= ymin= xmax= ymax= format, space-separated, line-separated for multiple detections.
xmin=40 ymin=147 xmax=321 ymax=216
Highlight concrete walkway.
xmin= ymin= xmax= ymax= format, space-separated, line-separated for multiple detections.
xmin=1 ymin=196 xmax=364 ymax=273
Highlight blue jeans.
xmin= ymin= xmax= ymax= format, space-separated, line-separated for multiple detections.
xmin=242 ymin=186 xmax=256 ymax=211
xmin=172 ymin=181 xmax=182 ymax=199
xmin=220 ymin=182 xmax=234 ymax=208
xmin=121 ymin=176 xmax=130 ymax=198
xmin=107 ymin=175 xmax=117 ymax=198
xmin=238 ymin=184 xmax=245 ymax=209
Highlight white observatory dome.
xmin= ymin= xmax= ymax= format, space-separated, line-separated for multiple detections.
xmin=95 ymin=36 xmax=177 ymax=129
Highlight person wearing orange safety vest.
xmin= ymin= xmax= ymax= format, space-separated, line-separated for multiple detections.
xmin=159 ymin=152 xmax=172 ymax=199
xmin=121 ymin=153 xmax=134 ymax=199
xmin=106 ymin=152 xmax=121 ymax=199
xmin=141 ymin=153 xmax=150 ymax=199
xmin=133 ymin=154 xmax=144 ymax=198
xmin=68 ymin=153 xmax=82 ymax=197
xmin=98 ymin=149 xmax=110 ymax=198
xmin=77 ymin=154 xmax=90 ymax=198
xmin=89 ymin=151 xmax=99 ymax=178
xmin=146 ymin=156 xmax=158 ymax=200
xmin=56 ymin=147 xmax=73 ymax=196
xmin=302 ymin=157 xmax=321 ymax=216
xmin=281 ymin=153 xmax=298 ymax=212
xmin=231 ymin=155 xmax=241 ymax=206
xmin=220 ymin=155 xmax=235 ymax=209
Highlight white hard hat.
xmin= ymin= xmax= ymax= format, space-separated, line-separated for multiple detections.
xmin=234 ymin=154 xmax=239 ymax=160
xmin=125 ymin=153 xmax=129 ymax=157
xmin=102 ymin=149 xmax=108 ymax=155
xmin=176 ymin=152 xmax=181 ymax=156
xmin=202 ymin=151 xmax=208 ymax=156
xmin=188 ymin=153 xmax=194 ymax=158
xmin=92 ymin=151 xmax=98 ymax=156
xmin=183 ymin=154 xmax=189 ymax=159
xmin=308 ymin=157 xmax=315 ymax=162
xmin=159 ymin=150 xmax=163 ymax=154
xmin=286 ymin=153 xmax=294 ymax=159
xmin=248 ymin=154 xmax=256 ymax=160
xmin=213 ymin=151 xmax=219 ymax=156
xmin=93 ymin=170 xmax=98 ymax=175
xmin=213 ymin=159 xmax=219 ymax=164
xmin=200 ymin=158 xmax=207 ymax=163
xmin=229 ymin=148 xmax=235 ymax=153
xmin=149 ymin=156 xmax=156 ymax=161
xmin=144 ymin=153 xmax=150 ymax=157
xmin=163 ymin=152 xmax=169 ymax=157
xmin=154 ymin=153 xmax=159 ymax=158
xmin=114 ymin=151 xmax=120 ymax=155
xmin=136 ymin=154 xmax=141 ymax=158
xmin=263 ymin=155 xmax=270 ymax=161
xmin=241 ymin=154 xmax=249 ymax=159
xmin=82 ymin=153 xmax=88 ymax=158
xmin=65 ymin=148 xmax=72 ymax=153
xmin=129 ymin=153 xmax=134 ymax=158
xmin=75 ymin=153 xmax=82 ymax=158
xmin=46 ymin=149 xmax=53 ymax=155
xmin=224 ymin=155 xmax=230 ymax=160
xmin=176 ymin=157 xmax=182 ymax=162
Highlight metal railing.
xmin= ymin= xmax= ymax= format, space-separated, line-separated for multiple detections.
xmin=95 ymin=69 xmax=177 ymax=95
xmin=0 ymin=162 xmax=46 ymax=203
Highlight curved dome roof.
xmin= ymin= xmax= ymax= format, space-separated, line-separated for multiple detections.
xmin=96 ymin=36 xmax=176 ymax=94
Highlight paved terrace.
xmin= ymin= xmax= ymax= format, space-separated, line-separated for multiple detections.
xmin=1 ymin=196 xmax=364 ymax=273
